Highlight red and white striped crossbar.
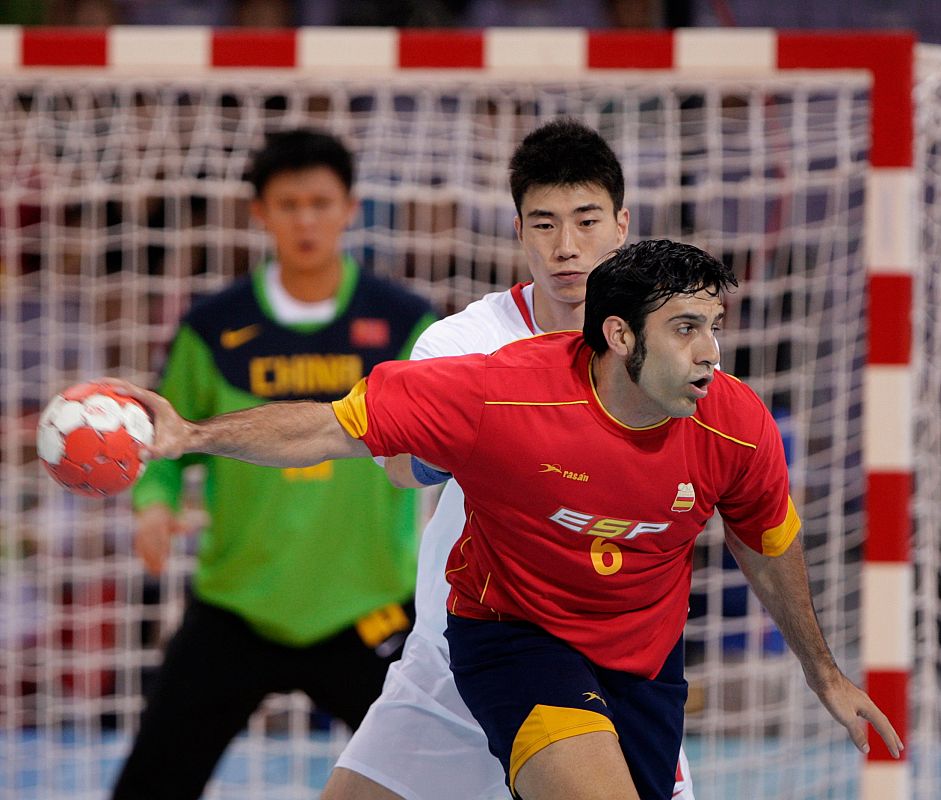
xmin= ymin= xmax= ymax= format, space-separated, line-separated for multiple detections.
xmin=0 ymin=25 xmax=916 ymax=798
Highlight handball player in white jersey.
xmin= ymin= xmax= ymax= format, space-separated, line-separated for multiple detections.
xmin=322 ymin=119 xmax=694 ymax=800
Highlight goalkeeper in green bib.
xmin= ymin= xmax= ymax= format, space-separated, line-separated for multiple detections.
xmin=110 ymin=129 xmax=436 ymax=800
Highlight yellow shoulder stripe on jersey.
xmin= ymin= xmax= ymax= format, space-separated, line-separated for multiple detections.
xmin=761 ymin=496 xmax=802 ymax=556
xmin=509 ymin=705 xmax=616 ymax=795
xmin=331 ymin=378 xmax=369 ymax=439
xmin=483 ymin=400 xmax=590 ymax=407
xmin=690 ymin=416 xmax=757 ymax=449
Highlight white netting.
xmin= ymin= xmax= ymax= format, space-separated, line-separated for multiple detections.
xmin=0 ymin=65 xmax=936 ymax=800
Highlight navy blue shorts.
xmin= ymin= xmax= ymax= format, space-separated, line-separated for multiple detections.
xmin=445 ymin=615 xmax=687 ymax=800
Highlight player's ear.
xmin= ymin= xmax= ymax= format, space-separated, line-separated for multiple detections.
xmin=513 ymin=215 xmax=522 ymax=242
xmin=602 ymin=316 xmax=633 ymax=356
xmin=616 ymin=208 xmax=629 ymax=246
xmin=250 ymin=198 xmax=268 ymax=229
xmin=344 ymin=193 xmax=360 ymax=227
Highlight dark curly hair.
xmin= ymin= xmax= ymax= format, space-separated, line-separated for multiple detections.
xmin=583 ymin=240 xmax=738 ymax=375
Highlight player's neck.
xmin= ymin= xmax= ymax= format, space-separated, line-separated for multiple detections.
xmin=532 ymin=286 xmax=585 ymax=334
xmin=591 ymin=351 xmax=668 ymax=429
xmin=276 ymin=253 xmax=343 ymax=303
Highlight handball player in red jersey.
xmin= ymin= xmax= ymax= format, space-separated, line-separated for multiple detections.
xmin=107 ymin=239 xmax=902 ymax=800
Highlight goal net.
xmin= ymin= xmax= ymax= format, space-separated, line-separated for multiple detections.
xmin=0 ymin=34 xmax=937 ymax=800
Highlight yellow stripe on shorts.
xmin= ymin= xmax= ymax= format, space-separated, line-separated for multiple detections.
xmin=509 ymin=704 xmax=617 ymax=795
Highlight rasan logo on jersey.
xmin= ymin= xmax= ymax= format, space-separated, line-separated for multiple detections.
xmin=539 ymin=463 xmax=590 ymax=482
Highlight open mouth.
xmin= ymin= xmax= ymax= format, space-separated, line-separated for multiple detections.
xmin=689 ymin=376 xmax=712 ymax=398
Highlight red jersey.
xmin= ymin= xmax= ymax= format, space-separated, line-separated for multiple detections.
xmin=333 ymin=331 xmax=800 ymax=677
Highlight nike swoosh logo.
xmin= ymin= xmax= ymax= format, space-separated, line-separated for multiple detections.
xmin=221 ymin=324 xmax=262 ymax=349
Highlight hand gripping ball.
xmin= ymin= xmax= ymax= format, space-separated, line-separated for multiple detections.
xmin=37 ymin=382 xmax=154 ymax=497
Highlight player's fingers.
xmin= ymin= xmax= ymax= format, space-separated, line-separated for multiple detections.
xmin=97 ymin=379 xmax=162 ymax=443
xmin=143 ymin=550 xmax=166 ymax=576
xmin=845 ymin=715 xmax=870 ymax=754
xmin=134 ymin=531 xmax=168 ymax=576
xmin=859 ymin=703 xmax=904 ymax=758
xmin=98 ymin=377 xmax=152 ymax=402
xmin=99 ymin=379 xmax=189 ymax=459
xmin=133 ymin=514 xmax=174 ymax=575
xmin=98 ymin=379 xmax=168 ymax=424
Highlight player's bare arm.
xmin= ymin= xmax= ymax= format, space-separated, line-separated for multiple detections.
xmin=103 ymin=377 xmax=369 ymax=467
xmin=724 ymin=526 xmax=904 ymax=758
xmin=383 ymin=454 xmax=423 ymax=488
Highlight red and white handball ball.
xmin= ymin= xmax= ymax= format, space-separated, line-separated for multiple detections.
xmin=37 ymin=382 xmax=154 ymax=497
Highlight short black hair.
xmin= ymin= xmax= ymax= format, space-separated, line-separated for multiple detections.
xmin=248 ymin=128 xmax=355 ymax=197
xmin=508 ymin=118 xmax=624 ymax=216
xmin=583 ymin=239 xmax=738 ymax=357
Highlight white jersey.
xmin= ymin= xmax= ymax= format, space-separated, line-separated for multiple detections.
xmin=409 ymin=283 xmax=542 ymax=647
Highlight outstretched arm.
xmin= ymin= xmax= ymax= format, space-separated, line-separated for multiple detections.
xmin=104 ymin=377 xmax=370 ymax=467
xmin=724 ymin=526 xmax=903 ymax=758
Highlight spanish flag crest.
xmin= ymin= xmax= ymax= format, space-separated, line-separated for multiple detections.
xmin=671 ymin=482 xmax=695 ymax=512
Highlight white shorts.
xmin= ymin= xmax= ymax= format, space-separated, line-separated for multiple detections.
xmin=336 ymin=631 xmax=508 ymax=799
xmin=335 ymin=631 xmax=696 ymax=800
